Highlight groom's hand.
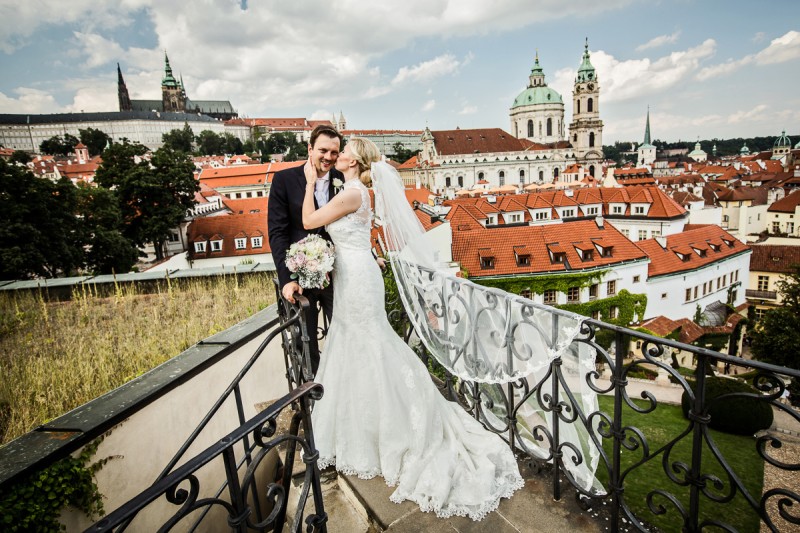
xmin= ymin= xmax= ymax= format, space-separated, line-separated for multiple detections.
xmin=282 ymin=281 xmax=302 ymax=304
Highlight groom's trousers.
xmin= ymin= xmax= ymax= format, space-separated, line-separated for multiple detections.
xmin=302 ymin=284 xmax=334 ymax=376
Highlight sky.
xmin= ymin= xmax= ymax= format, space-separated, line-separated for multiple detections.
xmin=0 ymin=0 xmax=799 ymax=144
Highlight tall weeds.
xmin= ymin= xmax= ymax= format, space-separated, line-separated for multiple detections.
xmin=0 ymin=273 xmax=276 ymax=445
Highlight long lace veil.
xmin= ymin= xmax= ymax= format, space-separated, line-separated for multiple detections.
xmin=371 ymin=160 xmax=604 ymax=494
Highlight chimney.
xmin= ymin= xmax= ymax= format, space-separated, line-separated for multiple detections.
xmin=595 ymin=216 xmax=604 ymax=229
xmin=655 ymin=236 xmax=667 ymax=249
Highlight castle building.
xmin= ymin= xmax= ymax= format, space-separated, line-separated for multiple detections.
xmin=118 ymin=53 xmax=238 ymax=121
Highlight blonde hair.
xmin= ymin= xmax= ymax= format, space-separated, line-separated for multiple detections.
xmin=347 ymin=137 xmax=382 ymax=186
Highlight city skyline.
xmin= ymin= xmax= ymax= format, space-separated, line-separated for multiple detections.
xmin=1 ymin=0 xmax=799 ymax=144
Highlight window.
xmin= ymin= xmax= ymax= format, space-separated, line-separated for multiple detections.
xmin=609 ymin=306 xmax=619 ymax=319
xmin=755 ymin=308 xmax=767 ymax=321
xmin=538 ymin=170 xmax=544 ymax=181
xmin=685 ymin=288 xmax=692 ymax=302
xmin=458 ymin=176 xmax=463 ymax=187
xmin=589 ymin=165 xmax=595 ymax=177
xmin=535 ymin=211 xmax=549 ymax=220
xmin=168 ymin=232 xmax=180 ymax=243
xmin=509 ymin=214 xmax=522 ymax=223
xmin=251 ymin=236 xmax=263 ymax=248
xmin=638 ymin=230 xmax=647 ymax=241
xmin=661 ymin=292 xmax=667 ymax=300
xmin=257 ymin=191 xmax=264 ymax=197
xmin=589 ymin=284 xmax=598 ymax=300
xmin=693 ymin=286 xmax=698 ymax=299
xmin=586 ymin=206 xmax=598 ymax=215
xmin=577 ymin=100 xmax=581 ymax=114
xmin=478 ymin=172 xmax=484 ymax=181
xmin=567 ymin=287 xmax=580 ymax=303
xmin=633 ymin=275 xmax=640 ymax=283
xmin=607 ymin=280 xmax=616 ymax=296
xmin=211 ymin=239 xmax=223 ymax=252
xmin=773 ymin=222 xmax=781 ymax=233
xmin=612 ymin=205 xmax=623 ymax=214
xmin=516 ymin=254 xmax=530 ymax=266
xmin=621 ymin=228 xmax=630 ymax=237
xmin=527 ymin=120 xmax=533 ymax=137
xmin=588 ymin=97 xmax=594 ymax=112
xmin=651 ymin=230 xmax=661 ymax=238
xmin=519 ymin=169 xmax=525 ymax=183
xmin=552 ymin=252 xmax=566 ymax=263
xmin=235 ymin=238 xmax=247 ymax=250
xmin=194 ymin=241 xmax=206 ymax=253
xmin=562 ymin=209 xmax=575 ymax=218
xmin=734 ymin=270 xmax=739 ymax=282
xmin=520 ymin=289 xmax=532 ymax=299
xmin=498 ymin=171 xmax=505 ymax=186
xmin=246 ymin=191 xmax=253 ymax=198
xmin=722 ymin=274 xmax=727 ymax=286
xmin=589 ymin=132 xmax=595 ymax=147
xmin=789 ymin=222 xmax=795 ymax=234
xmin=539 ymin=122 xmax=542 ymax=136
xmin=757 ymin=275 xmax=769 ymax=291
xmin=634 ymin=206 xmax=645 ymax=215
xmin=445 ymin=177 xmax=451 ymax=187
xmin=591 ymin=310 xmax=600 ymax=319
xmin=702 ymin=282 xmax=708 ymax=295
xmin=546 ymin=118 xmax=553 ymax=136
xmin=480 ymin=257 xmax=494 ymax=269
xmin=543 ymin=290 xmax=557 ymax=304
xmin=553 ymin=168 xmax=559 ymax=179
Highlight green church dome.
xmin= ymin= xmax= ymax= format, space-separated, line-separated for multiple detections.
xmin=774 ymin=130 xmax=792 ymax=148
xmin=511 ymin=86 xmax=563 ymax=108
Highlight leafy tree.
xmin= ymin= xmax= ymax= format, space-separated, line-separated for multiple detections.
xmin=39 ymin=134 xmax=79 ymax=156
xmin=262 ymin=132 xmax=296 ymax=155
xmin=242 ymin=139 xmax=256 ymax=154
xmin=391 ymin=142 xmax=419 ymax=164
xmin=195 ymin=130 xmax=225 ymax=156
xmin=78 ymin=128 xmax=112 ymax=157
xmin=0 ymin=160 xmax=84 ymax=279
xmin=285 ymin=142 xmax=308 ymax=162
xmin=75 ymin=184 xmax=139 ymax=274
xmin=96 ymin=142 xmax=198 ymax=261
xmin=751 ymin=265 xmax=800 ymax=369
xmin=10 ymin=150 xmax=31 ymax=165
xmin=161 ymin=122 xmax=194 ymax=153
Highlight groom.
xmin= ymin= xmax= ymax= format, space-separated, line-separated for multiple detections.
xmin=269 ymin=124 xmax=344 ymax=375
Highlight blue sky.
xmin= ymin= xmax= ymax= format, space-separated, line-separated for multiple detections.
xmin=1 ymin=0 xmax=798 ymax=144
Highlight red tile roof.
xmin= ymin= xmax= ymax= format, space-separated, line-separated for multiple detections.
xmin=221 ymin=196 xmax=268 ymax=214
xmin=749 ymin=244 xmax=800 ymax=273
xmin=431 ymin=128 xmax=527 ymax=156
xmin=452 ymin=219 xmax=648 ymax=278
xmin=199 ymin=161 xmax=303 ymax=188
xmin=768 ymin=189 xmax=800 ymax=213
xmin=397 ymin=155 xmax=419 ymax=169
xmin=639 ymin=316 xmax=681 ymax=337
xmin=188 ymin=213 xmax=269 ymax=258
xmin=636 ymin=225 xmax=749 ymax=277
xmin=341 ymin=129 xmax=422 ymax=135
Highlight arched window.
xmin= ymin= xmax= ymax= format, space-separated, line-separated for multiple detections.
xmin=577 ymin=100 xmax=581 ymax=114
xmin=445 ymin=177 xmax=451 ymax=187
xmin=588 ymin=98 xmax=594 ymax=112
xmin=546 ymin=118 xmax=552 ymax=136
xmin=573 ymin=134 xmax=577 ymax=142
xmin=553 ymin=167 xmax=559 ymax=179
xmin=458 ymin=176 xmax=463 ymax=187
xmin=499 ymin=171 xmax=505 ymax=186
xmin=478 ymin=171 xmax=484 ymax=181
xmin=538 ymin=170 xmax=544 ymax=181
xmin=519 ymin=169 xmax=525 ymax=183
xmin=589 ymin=132 xmax=595 ymax=147
xmin=589 ymin=165 xmax=595 ymax=177
xmin=539 ymin=122 xmax=542 ymax=136
xmin=527 ymin=120 xmax=533 ymax=137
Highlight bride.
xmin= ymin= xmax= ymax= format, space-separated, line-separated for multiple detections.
xmin=300 ymin=137 xmax=523 ymax=521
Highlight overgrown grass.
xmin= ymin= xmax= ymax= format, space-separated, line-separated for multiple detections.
xmin=596 ymin=395 xmax=763 ymax=532
xmin=0 ymin=273 xmax=276 ymax=445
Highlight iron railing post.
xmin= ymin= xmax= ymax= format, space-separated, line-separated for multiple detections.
xmin=610 ymin=328 xmax=627 ymax=533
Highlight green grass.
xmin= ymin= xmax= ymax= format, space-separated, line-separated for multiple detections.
xmin=596 ymin=395 xmax=764 ymax=532
xmin=0 ymin=274 xmax=276 ymax=445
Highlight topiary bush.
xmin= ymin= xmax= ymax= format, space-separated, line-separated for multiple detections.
xmin=681 ymin=376 xmax=773 ymax=435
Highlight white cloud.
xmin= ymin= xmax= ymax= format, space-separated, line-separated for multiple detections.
xmin=752 ymin=32 xmax=766 ymax=43
xmin=552 ymin=40 xmax=717 ymax=104
xmin=755 ymin=30 xmax=800 ymax=64
xmin=392 ymin=54 xmax=462 ymax=85
xmin=0 ymin=88 xmax=61 ymax=113
xmin=72 ymin=32 xmax=124 ymax=69
xmin=66 ymin=86 xmax=118 ymax=113
xmin=636 ymin=30 xmax=681 ymax=52
xmin=422 ymin=99 xmax=436 ymax=112
xmin=459 ymin=105 xmax=477 ymax=115
xmin=727 ymin=104 xmax=770 ymax=124
xmin=310 ymin=109 xmax=335 ymax=121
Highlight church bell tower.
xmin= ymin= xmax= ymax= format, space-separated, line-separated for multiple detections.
xmin=569 ymin=39 xmax=604 ymax=173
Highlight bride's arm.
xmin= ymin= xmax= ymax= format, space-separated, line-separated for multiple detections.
xmin=302 ymin=181 xmax=361 ymax=230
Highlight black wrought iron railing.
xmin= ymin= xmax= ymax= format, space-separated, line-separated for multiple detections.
xmin=379 ymin=272 xmax=800 ymax=533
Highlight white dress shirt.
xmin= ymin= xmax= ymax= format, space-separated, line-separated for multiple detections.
xmin=314 ymin=171 xmax=331 ymax=207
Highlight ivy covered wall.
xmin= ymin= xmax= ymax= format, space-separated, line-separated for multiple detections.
xmin=473 ymin=271 xmax=607 ymax=296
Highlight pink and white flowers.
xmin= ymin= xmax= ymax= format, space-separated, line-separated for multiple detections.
xmin=285 ymin=234 xmax=335 ymax=289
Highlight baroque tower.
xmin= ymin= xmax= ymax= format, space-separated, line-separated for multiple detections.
xmin=117 ymin=63 xmax=132 ymax=112
xmin=509 ymin=51 xmax=565 ymax=144
xmin=161 ymin=52 xmax=184 ymax=112
xmin=569 ymin=39 xmax=604 ymax=174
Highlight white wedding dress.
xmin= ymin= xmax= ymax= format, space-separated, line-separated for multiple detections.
xmin=311 ymin=179 xmax=523 ymax=521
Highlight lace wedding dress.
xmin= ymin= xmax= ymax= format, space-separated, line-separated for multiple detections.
xmin=311 ymin=179 xmax=523 ymax=521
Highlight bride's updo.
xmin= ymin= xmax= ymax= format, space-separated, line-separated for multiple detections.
xmin=347 ymin=137 xmax=382 ymax=186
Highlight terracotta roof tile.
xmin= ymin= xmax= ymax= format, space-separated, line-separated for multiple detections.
xmin=749 ymin=244 xmax=800 ymax=273
xmin=768 ymin=189 xmax=800 ymax=213
xmin=431 ymin=128 xmax=527 ymax=156
xmin=188 ymin=213 xmax=269 ymax=258
xmin=636 ymin=225 xmax=749 ymax=277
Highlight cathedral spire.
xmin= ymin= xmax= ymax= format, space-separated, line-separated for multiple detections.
xmin=643 ymin=106 xmax=652 ymax=146
xmin=576 ymin=37 xmax=596 ymax=83
xmin=117 ymin=62 xmax=132 ymax=111
xmin=162 ymin=51 xmax=178 ymax=87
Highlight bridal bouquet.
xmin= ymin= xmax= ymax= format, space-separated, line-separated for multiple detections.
xmin=285 ymin=234 xmax=335 ymax=289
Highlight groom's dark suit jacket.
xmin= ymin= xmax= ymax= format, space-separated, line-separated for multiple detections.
xmin=268 ymin=163 xmax=344 ymax=290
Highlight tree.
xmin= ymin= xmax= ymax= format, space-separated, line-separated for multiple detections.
xmin=9 ymin=150 xmax=31 ymax=165
xmin=285 ymin=142 xmax=308 ymax=162
xmin=0 ymin=160 xmax=84 ymax=279
xmin=391 ymin=142 xmax=419 ymax=164
xmin=223 ymin=133 xmax=244 ymax=155
xmin=95 ymin=142 xmax=198 ymax=261
xmin=751 ymin=265 xmax=800 ymax=369
xmin=75 ymin=184 xmax=139 ymax=274
xmin=195 ymin=130 xmax=225 ymax=156
xmin=39 ymin=134 xmax=79 ymax=156
xmin=161 ymin=123 xmax=194 ymax=153
xmin=79 ymin=128 xmax=112 ymax=157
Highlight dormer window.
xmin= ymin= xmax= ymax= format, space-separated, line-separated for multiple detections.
xmin=535 ymin=211 xmax=549 ymax=221
xmin=479 ymin=248 xmax=495 ymax=269
xmin=575 ymin=243 xmax=594 ymax=261
xmin=235 ymin=237 xmax=247 ymax=250
xmin=514 ymin=245 xmax=530 ymax=266
xmin=692 ymin=247 xmax=707 ymax=257
xmin=194 ymin=241 xmax=207 ymax=253
xmin=210 ymin=239 xmax=223 ymax=252
xmin=251 ymin=236 xmax=263 ymax=248
xmin=612 ymin=205 xmax=623 ymax=214
xmin=708 ymin=241 xmax=720 ymax=252
xmin=562 ymin=208 xmax=576 ymax=218
xmin=722 ymin=238 xmax=735 ymax=248
xmin=633 ymin=206 xmax=646 ymax=215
